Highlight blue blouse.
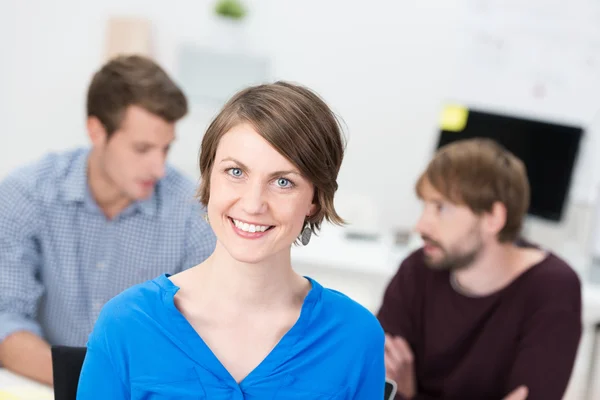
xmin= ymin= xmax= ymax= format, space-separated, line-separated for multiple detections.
xmin=77 ymin=274 xmax=385 ymax=399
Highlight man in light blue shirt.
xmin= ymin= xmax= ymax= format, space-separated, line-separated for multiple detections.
xmin=0 ymin=55 xmax=216 ymax=385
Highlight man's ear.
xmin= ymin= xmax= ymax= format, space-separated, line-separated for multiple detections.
xmin=484 ymin=201 xmax=507 ymax=237
xmin=87 ymin=116 xmax=107 ymax=147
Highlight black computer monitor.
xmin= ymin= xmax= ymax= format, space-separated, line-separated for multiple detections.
xmin=436 ymin=108 xmax=583 ymax=222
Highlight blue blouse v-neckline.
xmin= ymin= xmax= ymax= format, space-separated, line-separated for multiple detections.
xmin=155 ymin=273 xmax=322 ymax=389
xmin=77 ymin=272 xmax=386 ymax=399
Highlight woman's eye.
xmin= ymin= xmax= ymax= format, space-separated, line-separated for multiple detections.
xmin=276 ymin=178 xmax=291 ymax=188
xmin=228 ymin=168 xmax=243 ymax=177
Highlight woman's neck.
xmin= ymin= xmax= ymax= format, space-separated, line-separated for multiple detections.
xmin=186 ymin=242 xmax=310 ymax=311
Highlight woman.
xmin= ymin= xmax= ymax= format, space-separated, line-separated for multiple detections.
xmin=77 ymin=81 xmax=385 ymax=399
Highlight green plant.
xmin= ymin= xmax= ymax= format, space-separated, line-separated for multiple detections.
xmin=214 ymin=0 xmax=247 ymax=20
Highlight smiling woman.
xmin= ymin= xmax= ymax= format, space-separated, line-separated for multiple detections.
xmin=76 ymin=81 xmax=386 ymax=400
xmin=198 ymin=81 xmax=345 ymax=235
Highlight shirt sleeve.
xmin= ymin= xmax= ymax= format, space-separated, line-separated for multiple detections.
xmin=504 ymin=305 xmax=581 ymax=400
xmin=77 ymin=344 xmax=129 ymax=399
xmin=179 ymin=207 xmax=216 ymax=271
xmin=377 ymin=254 xmax=421 ymax=344
xmin=0 ymin=174 xmax=45 ymax=342
xmin=377 ymin=254 xmax=424 ymax=400
xmin=353 ymin=325 xmax=386 ymax=400
xmin=77 ymin=303 xmax=129 ymax=399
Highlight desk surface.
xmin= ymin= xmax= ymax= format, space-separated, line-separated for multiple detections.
xmin=0 ymin=369 xmax=53 ymax=399
xmin=291 ymin=225 xmax=421 ymax=277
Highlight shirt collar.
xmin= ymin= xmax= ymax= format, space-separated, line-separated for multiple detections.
xmin=61 ymin=149 xmax=89 ymax=203
xmin=134 ymin=187 xmax=160 ymax=217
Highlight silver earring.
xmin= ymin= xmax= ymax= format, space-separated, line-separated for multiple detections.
xmin=300 ymin=223 xmax=312 ymax=246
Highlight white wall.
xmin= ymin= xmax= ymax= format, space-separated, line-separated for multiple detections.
xmin=0 ymin=0 xmax=247 ymax=171
xmin=451 ymin=0 xmax=600 ymax=205
xmin=1 ymin=0 xmax=598 ymax=254
xmin=0 ymin=0 xmax=461 ymax=230
xmin=264 ymin=1 xmax=463 ymax=233
xmin=0 ymin=1 xmax=17 ymax=162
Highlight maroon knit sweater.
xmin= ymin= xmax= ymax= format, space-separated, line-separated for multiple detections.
xmin=377 ymin=247 xmax=582 ymax=400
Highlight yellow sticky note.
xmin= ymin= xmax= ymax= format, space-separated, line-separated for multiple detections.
xmin=440 ymin=104 xmax=469 ymax=132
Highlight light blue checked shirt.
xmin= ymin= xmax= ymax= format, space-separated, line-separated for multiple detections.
xmin=0 ymin=148 xmax=216 ymax=346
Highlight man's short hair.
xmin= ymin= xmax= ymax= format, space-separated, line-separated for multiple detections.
xmin=86 ymin=55 xmax=188 ymax=138
xmin=416 ymin=138 xmax=530 ymax=242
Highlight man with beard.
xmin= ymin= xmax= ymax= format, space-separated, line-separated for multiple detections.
xmin=377 ymin=138 xmax=581 ymax=400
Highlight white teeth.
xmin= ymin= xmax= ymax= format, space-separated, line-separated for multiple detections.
xmin=232 ymin=219 xmax=270 ymax=233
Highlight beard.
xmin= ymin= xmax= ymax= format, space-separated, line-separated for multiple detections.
xmin=421 ymin=225 xmax=483 ymax=271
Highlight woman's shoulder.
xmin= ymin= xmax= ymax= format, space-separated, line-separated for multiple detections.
xmin=91 ymin=275 xmax=173 ymax=339
xmin=105 ymin=275 xmax=169 ymax=310
xmin=317 ymin=283 xmax=384 ymax=341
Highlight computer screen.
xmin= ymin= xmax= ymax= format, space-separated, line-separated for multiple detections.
xmin=436 ymin=108 xmax=583 ymax=222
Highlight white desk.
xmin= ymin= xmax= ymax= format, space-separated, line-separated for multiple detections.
xmin=292 ymin=225 xmax=600 ymax=400
xmin=0 ymin=369 xmax=53 ymax=399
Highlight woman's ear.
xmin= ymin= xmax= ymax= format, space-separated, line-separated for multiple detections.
xmin=307 ymin=203 xmax=317 ymax=218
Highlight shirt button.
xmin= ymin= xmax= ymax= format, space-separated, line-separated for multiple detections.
xmin=93 ymin=302 xmax=102 ymax=312
xmin=97 ymin=261 xmax=106 ymax=270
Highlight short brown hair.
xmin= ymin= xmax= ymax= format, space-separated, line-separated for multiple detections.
xmin=198 ymin=81 xmax=346 ymax=234
xmin=416 ymin=138 xmax=529 ymax=242
xmin=87 ymin=55 xmax=188 ymax=138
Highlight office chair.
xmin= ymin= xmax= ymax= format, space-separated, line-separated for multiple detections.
xmin=51 ymin=345 xmax=87 ymax=400
xmin=385 ymin=377 xmax=398 ymax=400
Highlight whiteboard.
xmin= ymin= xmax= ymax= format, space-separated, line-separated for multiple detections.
xmin=450 ymin=0 xmax=600 ymax=204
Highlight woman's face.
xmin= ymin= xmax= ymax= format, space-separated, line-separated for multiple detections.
xmin=207 ymin=123 xmax=316 ymax=264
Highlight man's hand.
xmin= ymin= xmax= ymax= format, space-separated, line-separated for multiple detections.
xmin=384 ymin=334 xmax=415 ymax=399
xmin=0 ymin=331 xmax=53 ymax=386
xmin=503 ymin=386 xmax=528 ymax=400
